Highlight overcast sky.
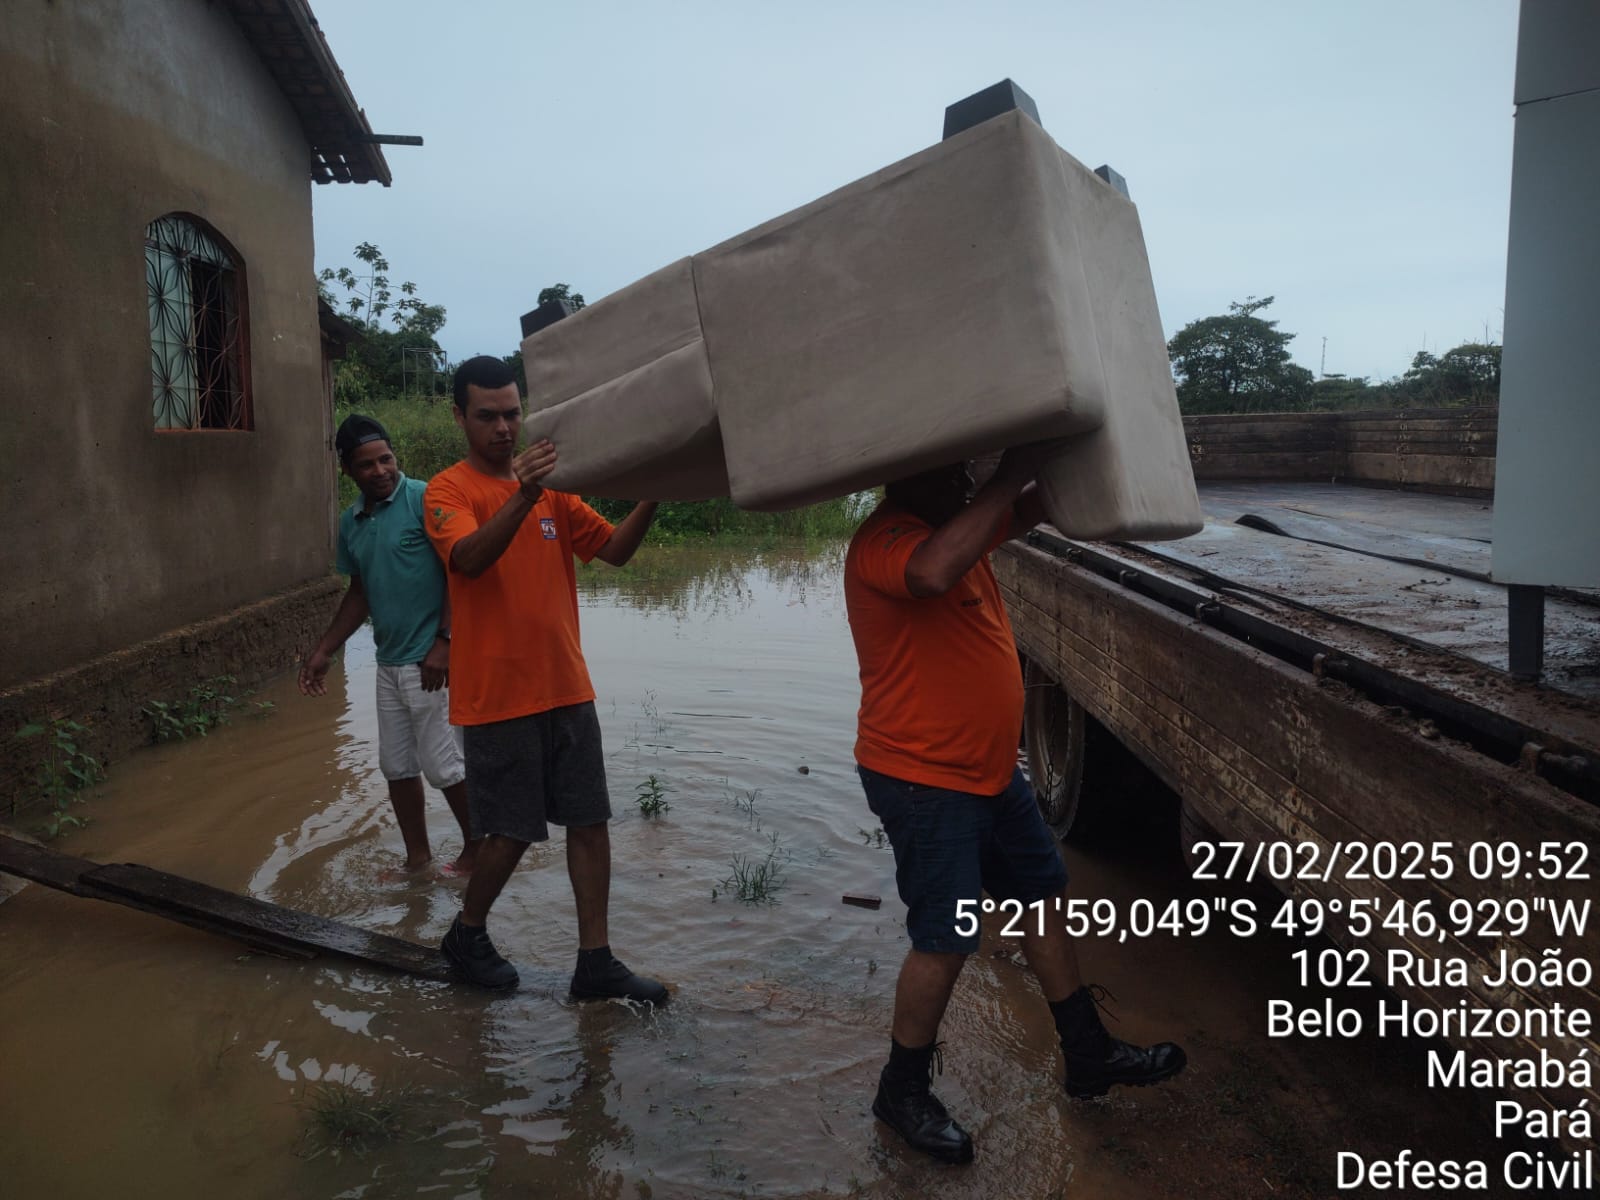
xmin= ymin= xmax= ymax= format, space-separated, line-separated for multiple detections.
xmin=310 ymin=0 xmax=1518 ymax=384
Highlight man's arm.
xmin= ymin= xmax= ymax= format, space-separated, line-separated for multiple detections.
xmin=447 ymin=440 xmax=557 ymax=578
xmin=904 ymin=444 xmax=1053 ymax=598
xmin=593 ymin=501 xmax=659 ymax=567
xmin=298 ymin=575 xmax=369 ymax=696
xmin=1009 ymin=482 xmax=1048 ymax=540
xmin=418 ymin=587 xmax=452 ymax=692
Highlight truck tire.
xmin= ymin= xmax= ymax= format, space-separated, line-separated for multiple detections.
xmin=1022 ymin=657 xmax=1089 ymax=839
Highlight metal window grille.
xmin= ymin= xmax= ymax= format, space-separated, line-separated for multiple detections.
xmin=145 ymin=215 xmax=252 ymax=431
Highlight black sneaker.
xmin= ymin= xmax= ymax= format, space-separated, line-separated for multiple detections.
xmin=1064 ymin=1037 xmax=1187 ymax=1099
xmin=441 ymin=916 xmax=519 ymax=990
xmin=871 ymin=1054 xmax=974 ymax=1165
xmin=569 ymin=953 xmax=668 ymax=1005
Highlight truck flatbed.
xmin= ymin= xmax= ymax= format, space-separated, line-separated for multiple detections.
xmin=994 ymin=470 xmax=1600 ymax=1145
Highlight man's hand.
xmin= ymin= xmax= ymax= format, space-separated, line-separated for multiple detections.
xmin=298 ymin=649 xmax=332 ymax=697
xmin=990 ymin=441 xmax=1056 ymax=493
xmin=419 ymin=638 xmax=450 ymax=692
xmin=513 ymin=439 xmax=558 ymax=502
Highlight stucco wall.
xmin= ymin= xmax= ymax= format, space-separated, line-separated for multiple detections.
xmin=0 ymin=0 xmax=334 ymax=684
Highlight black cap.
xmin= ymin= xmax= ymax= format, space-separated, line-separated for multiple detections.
xmin=335 ymin=413 xmax=392 ymax=463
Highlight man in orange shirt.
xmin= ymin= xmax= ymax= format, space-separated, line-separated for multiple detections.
xmin=424 ymin=355 xmax=665 ymax=1002
xmin=846 ymin=446 xmax=1185 ymax=1164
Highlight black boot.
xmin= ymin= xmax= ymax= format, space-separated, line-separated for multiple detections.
xmin=570 ymin=945 xmax=669 ymax=1005
xmin=1053 ymin=985 xmax=1186 ymax=1099
xmin=871 ymin=1040 xmax=974 ymax=1164
xmin=441 ymin=915 xmax=519 ymax=991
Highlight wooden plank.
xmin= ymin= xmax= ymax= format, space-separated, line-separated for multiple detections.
xmin=0 ymin=834 xmax=101 ymax=895
xmin=82 ymin=864 xmax=456 ymax=981
xmin=0 ymin=835 xmax=454 ymax=983
xmin=1188 ymin=423 xmax=1333 ymax=438
xmin=1342 ymin=434 xmax=1495 ymax=451
xmin=1340 ymin=418 xmax=1501 ymax=434
xmin=1344 ymin=452 xmax=1496 ymax=490
xmin=1186 ymin=439 xmax=1336 ymax=453
xmin=1185 ymin=413 xmax=1340 ymax=429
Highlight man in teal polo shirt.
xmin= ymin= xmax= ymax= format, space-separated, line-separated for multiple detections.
xmin=300 ymin=414 xmax=479 ymax=877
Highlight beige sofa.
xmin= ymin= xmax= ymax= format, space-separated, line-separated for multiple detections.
xmin=522 ymin=109 xmax=1200 ymax=541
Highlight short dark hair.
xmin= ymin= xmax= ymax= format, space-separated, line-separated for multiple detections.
xmin=453 ymin=355 xmax=518 ymax=411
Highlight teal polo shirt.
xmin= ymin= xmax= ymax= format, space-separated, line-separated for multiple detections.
xmin=336 ymin=474 xmax=446 ymax=667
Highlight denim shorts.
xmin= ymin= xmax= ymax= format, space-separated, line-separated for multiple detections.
xmin=859 ymin=764 xmax=1069 ymax=954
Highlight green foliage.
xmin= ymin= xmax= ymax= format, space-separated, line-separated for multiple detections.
xmin=297 ymin=1080 xmax=419 ymax=1161
xmin=319 ymin=243 xmax=449 ymax=402
xmin=13 ymin=718 xmax=102 ymax=837
xmin=1170 ymin=296 xmax=1501 ymax=414
xmin=1396 ymin=342 xmax=1500 ymax=406
xmin=537 ymin=283 xmax=586 ymax=310
xmin=714 ymin=831 xmax=789 ymax=904
xmin=319 ymin=242 xmax=445 ymax=336
xmin=1168 ymin=296 xmax=1314 ymax=414
xmin=635 ymin=773 xmax=671 ymax=816
xmin=333 ymin=328 xmax=451 ymax=406
xmin=143 ymin=675 xmax=239 ymax=743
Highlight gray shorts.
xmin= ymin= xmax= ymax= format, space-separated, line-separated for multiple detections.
xmin=462 ymin=701 xmax=612 ymax=843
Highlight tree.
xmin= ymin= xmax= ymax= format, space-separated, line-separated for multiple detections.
xmin=317 ymin=243 xmax=449 ymax=400
xmin=537 ymin=283 xmax=586 ymax=310
xmin=1167 ymin=296 xmax=1314 ymax=414
xmin=318 ymin=241 xmax=444 ymax=335
xmin=1396 ymin=343 xmax=1500 ymax=406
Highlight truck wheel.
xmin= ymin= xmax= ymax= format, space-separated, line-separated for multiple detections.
xmin=1022 ymin=658 xmax=1089 ymax=839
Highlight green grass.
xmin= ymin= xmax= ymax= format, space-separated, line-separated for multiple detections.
xmin=297 ymin=1079 xmax=419 ymax=1161
xmin=714 ymin=831 xmax=789 ymax=905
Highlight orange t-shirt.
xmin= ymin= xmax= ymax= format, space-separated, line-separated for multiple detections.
xmin=844 ymin=502 xmax=1022 ymax=794
xmin=423 ymin=462 xmax=614 ymax=726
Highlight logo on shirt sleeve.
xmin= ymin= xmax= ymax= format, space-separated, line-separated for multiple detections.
xmin=540 ymin=517 xmax=558 ymax=539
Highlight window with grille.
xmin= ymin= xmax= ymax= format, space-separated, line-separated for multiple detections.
xmin=145 ymin=214 xmax=252 ymax=431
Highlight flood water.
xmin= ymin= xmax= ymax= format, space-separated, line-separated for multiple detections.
xmin=1 ymin=542 xmax=1508 ymax=1199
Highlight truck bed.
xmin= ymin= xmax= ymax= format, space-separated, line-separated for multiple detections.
xmin=994 ymin=479 xmax=1600 ymax=1143
xmin=1155 ymin=482 xmax=1600 ymax=701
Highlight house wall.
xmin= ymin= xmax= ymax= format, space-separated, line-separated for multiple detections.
xmin=0 ymin=0 xmax=336 ymax=686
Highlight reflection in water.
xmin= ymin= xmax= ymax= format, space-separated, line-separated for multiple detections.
xmin=578 ymin=539 xmax=846 ymax=620
xmin=0 ymin=540 xmax=1505 ymax=1199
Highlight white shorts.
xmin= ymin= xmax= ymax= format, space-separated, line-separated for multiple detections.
xmin=375 ymin=663 xmax=465 ymax=789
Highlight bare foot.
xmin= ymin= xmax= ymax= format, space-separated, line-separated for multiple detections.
xmin=378 ymin=856 xmax=433 ymax=884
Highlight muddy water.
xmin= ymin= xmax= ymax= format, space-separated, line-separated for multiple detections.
xmin=1 ymin=543 xmax=1502 ymax=1199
